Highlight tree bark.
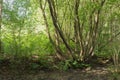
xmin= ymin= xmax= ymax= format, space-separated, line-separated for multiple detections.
xmin=47 ymin=0 xmax=75 ymax=60
xmin=0 ymin=0 xmax=3 ymax=54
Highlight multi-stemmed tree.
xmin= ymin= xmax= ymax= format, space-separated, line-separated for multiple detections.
xmin=39 ymin=0 xmax=120 ymax=62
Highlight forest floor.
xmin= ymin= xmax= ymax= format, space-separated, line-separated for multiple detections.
xmin=0 ymin=58 xmax=120 ymax=80
xmin=0 ymin=65 xmax=120 ymax=80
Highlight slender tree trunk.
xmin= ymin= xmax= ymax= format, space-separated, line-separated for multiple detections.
xmin=47 ymin=0 xmax=75 ymax=60
xmin=39 ymin=0 xmax=65 ymax=60
xmin=0 ymin=0 xmax=3 ymax=54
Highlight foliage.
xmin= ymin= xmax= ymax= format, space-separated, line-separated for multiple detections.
xmin=39 ymin=0 xmax=120 ymax=62
xmin=57 ymin=59 xmax=90 ymax=71
xmin=0 ymin=0 xmax=120 ymax=70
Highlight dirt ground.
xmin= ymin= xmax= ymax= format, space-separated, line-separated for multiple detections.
xmin=0 ymin=66 xmax=119 ymax=80
xmin=0 ymin=58 xmax=120 ymax=80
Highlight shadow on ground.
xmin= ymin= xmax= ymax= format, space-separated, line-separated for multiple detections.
xmin=0 ymin=66 xmax=119 ymax=80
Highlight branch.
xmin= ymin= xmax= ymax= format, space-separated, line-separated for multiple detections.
xmin=47 ymin=0 xmax=75 ymax=59
xmin=99 ymin=31 xmax=120 ymax=50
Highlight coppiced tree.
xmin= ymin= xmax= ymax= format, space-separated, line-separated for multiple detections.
xmin=39 ymin=0 xmax=120 ymax=62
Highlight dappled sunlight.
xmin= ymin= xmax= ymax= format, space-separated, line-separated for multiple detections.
xmin=0 ymin=0 xmax=120 ymax=80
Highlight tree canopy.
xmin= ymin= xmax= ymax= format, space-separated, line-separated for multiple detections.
xmin=0 ymin=0 xmax=120 ymax=72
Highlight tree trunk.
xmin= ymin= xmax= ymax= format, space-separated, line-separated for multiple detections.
xmin=0 ymin=0 xmax=3 ymax=54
